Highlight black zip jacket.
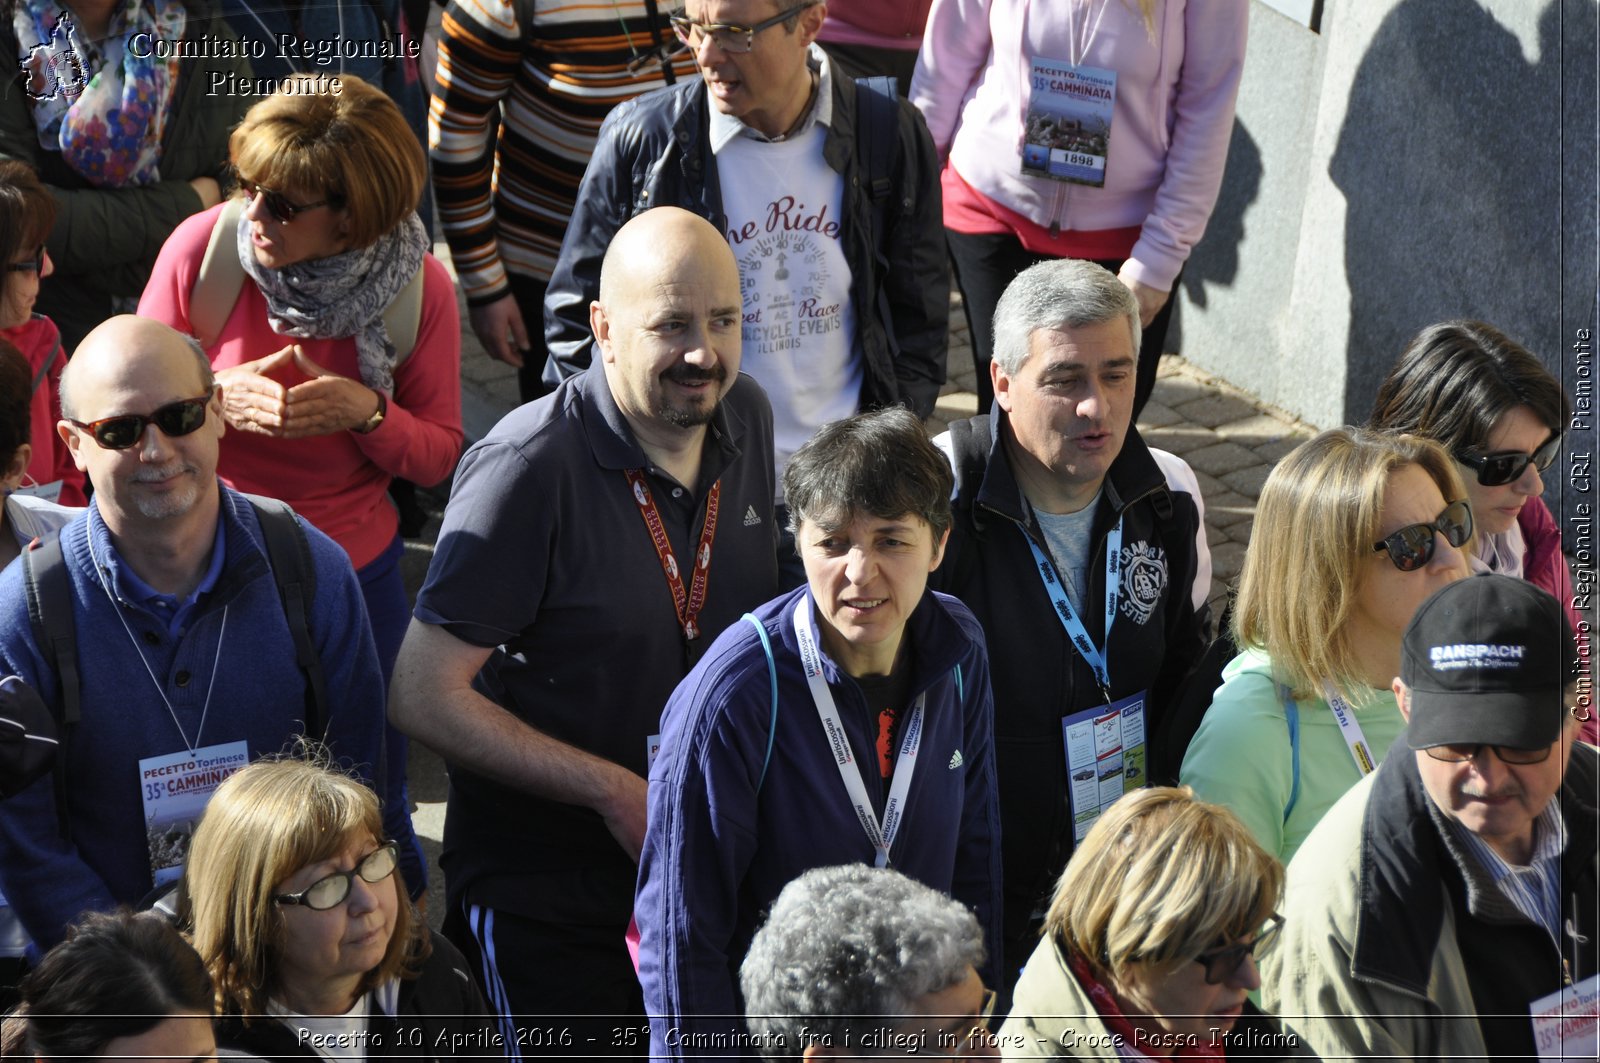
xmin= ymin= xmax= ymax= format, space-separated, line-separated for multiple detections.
xmin=935 ymin=413 xmax=1212 ymax=962
xmin=542 ymin=66 xmax=949 ymax=416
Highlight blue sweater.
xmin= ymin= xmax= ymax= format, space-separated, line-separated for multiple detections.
xmin=0 ymin=487 xmax=409 ymax=947
xmin=636 ymin=585 xmax=1003 ymax=1059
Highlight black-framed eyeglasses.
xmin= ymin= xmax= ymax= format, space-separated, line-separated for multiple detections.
xmin=1423 ymin=742 xmax=1553 ymax=765
xmin=274 ymin=841 xmax=399 ymax=911
xmin=5 ymin=247 xmax=43 ymax=273
xmin=67 ymin=393 xmax=214 ymax=450
xmin=1193 ymin=914 xmax=1283 ymax=985
xmin=669 ymin=1 xmax=816 ymax=53
xmin=1372 ymin=499 xmax=1473 ymax=572
xmin=1456 ymin=433 xmax=1561 ymax=488
xmin=239 ymin=179 xmax=335 ymax=224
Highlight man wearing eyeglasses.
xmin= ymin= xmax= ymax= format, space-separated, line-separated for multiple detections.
xmin=0 ymin=315 xmax=412 ymax=952
xmin=1263 ymin=574 xmax=1598 ymax=1062
xmin=544 ymin=0 xmax=948 ymax=578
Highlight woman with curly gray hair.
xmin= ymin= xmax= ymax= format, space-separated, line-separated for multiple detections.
xmin=741 ymin=863 xmax=997 ymax=1061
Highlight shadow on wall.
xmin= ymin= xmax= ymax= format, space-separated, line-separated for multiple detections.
xmin=1333 ymin=0 xmax=1597 ymax=422
xmin=1177 ymin=120 xmax=1263 ymax=318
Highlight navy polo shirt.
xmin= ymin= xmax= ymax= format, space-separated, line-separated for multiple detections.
xmin=415 ymin=361 xmax=778 ymax=921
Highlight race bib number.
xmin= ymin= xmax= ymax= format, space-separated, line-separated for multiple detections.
xmin=138 ymin=740 xmax=249 ymax=886
xmin=1021 ymin=58 xmax=1116 ymax=187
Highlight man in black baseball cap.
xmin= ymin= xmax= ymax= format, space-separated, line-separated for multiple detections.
xmin=1263 ymin=573 xmax=1597 ymax=1062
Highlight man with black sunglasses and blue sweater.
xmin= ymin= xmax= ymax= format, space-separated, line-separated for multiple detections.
xmin=0 ymin=315 xmax=412 ymax=953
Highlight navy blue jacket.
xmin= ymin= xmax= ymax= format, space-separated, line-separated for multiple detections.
xmin=636 ymin=584 xmax=1002 ymax=1059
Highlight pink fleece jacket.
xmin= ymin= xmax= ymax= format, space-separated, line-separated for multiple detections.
xmin=139 ymin=204 xmax=463 ymax=570
xmin=3 ymin=315 xmax=85 ymax=507
xmin=910 ymin=0 xmax=1247 ymax=291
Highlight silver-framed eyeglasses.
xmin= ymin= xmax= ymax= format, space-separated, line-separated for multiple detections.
xmin=274 ymin=841 xmax=399 ymax=910
xmin=669 ymin=2 xmax=816 ymax=53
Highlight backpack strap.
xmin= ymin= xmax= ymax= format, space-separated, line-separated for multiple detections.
xmin=246 ymin=496 xmax=329 ymax=741
xmin=1279 ymin=687 xmax=1302 ymax=825
xmin=189 ymin=198 xmax=424 ymax=361
xmin=742 ymin=613 xmax=779 ymax=792
xmin=22 ymin=536 xmax=78 ymax=839
xmin=190 ymin=198 xmax=249 ymax=349
xmin=28 ymin=330 xmax=61 ymax=400
xmin=853 ymin=75 xmax=903 ymax=360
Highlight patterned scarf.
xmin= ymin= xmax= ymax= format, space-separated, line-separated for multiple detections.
xmin=1066 ymin=950 xmax=1227 ymax=1060
xmin=15 ymin=0 xmax=184 ymax=187
xmin=235 ymin=208 xmax=428 ymax=396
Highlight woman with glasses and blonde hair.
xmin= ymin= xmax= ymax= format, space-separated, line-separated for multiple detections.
xmin=181 ymin=758 xmax=496 ymax=1061
xmin=1368 ymin=320 xmax=1591 ymax=742
xmin=1179 ymin=429 xmax=1470 ymax=864
xmin=1001 ymin=787 xmax=1293 ymax=1060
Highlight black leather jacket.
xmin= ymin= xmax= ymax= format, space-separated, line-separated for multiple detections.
xmin=543 ymin=69 xmax=949 ymax=416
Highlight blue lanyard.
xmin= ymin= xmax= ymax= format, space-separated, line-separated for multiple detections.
xmin=1025 ymin=516 xmax=1122 ymax=699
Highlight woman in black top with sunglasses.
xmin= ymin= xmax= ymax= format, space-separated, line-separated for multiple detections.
xmin=1179 ymin=429 xmax=1470 ymax=864
xmin=1367 ymin=320 xmax=1587 ymax=738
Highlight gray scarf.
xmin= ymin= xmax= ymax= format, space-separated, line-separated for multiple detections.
xmin=235 ymin=210 xmax=428 ymax=395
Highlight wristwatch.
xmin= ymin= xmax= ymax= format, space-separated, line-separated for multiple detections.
xmin=354 ymin=391 xmax=387 ymax=434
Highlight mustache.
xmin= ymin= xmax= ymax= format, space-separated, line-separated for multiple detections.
xmin=1460 ymin=781 xmax=1523 ymax=800
xmin=131 ymin=462 xmax=199 ymax=483
xmin=663 ymin=365 xmax=727 ymax=385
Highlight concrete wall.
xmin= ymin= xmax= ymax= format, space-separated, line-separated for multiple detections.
xmin=1176 ymin=0 xmax=1597 ymax=431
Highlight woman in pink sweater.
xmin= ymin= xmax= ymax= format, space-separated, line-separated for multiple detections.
xmin=140 ymin=76 xmax=462 ymax=838
xmin=911 ymin=0 xmax=1247 ymax=414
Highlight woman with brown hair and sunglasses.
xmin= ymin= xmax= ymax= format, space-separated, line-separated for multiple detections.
xmin=1179 ymin=429 xmax=1470 ymax=865
xmin=0 ymin=161 xmax=83 ymax=506
xmin=1366 ymin=320 xmax=1590 ymax=741
xmin=1000 ymin=787 xmax=1295 ymax=1060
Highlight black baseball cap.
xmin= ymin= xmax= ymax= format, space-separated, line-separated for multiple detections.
xmin=1400 ymin=573 xmax=1578 ymax=751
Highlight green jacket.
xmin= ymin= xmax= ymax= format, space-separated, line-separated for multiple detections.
xmin=0 ymin=0 xmax=251 ymax=346
xmin=999 ymin=936 xmax=1308 ymax=1060
xmin=1261 ymin=743 xmax=1599 ymax=1061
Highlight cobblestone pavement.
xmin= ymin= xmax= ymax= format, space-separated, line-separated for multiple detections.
xmin=404 ymin=248 xmax=1317 ymax=923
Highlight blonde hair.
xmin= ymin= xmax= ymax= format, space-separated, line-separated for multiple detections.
xmin=229 ymin=75 xmax=425 ymax=248
xmin=180 ymin=758 xmax=425 ymax=1019
xmin=1232 ymin=427 xmax=1467 ymax=703
xmin=1043 ymin=787 xmax=1281 ymax=982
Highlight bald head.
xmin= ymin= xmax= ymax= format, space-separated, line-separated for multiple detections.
xmin=61 ymin=316 xmax=214 ymax=422
xmin=591 ymin=207 xmax=743 ymax=435
xmin=598 ymin=207 xmax=738 ymax=309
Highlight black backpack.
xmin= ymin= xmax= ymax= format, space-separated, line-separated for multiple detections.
xmin=20 ymin=497 xmax=329 ymax=838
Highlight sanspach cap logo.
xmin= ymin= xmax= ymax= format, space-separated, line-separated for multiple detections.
xmin=1429 ymin=643 xmax=1527 ymax=670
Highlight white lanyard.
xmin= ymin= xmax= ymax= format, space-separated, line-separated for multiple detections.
xmin=1056 ymin=0 xmax=1113 ymax=69
xmin=89 ymin=533 xmax=228 ymax=754
xmin=1025 ymin=516 xmax=1123 ymax=698
xmin=1326 ymin=689 xmax=1377 ymax=776
xmin=792 ymin=596 xmax=925 ymax=869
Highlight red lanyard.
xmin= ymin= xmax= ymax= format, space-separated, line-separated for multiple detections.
xmin=624 ymin=469 xmax=721 ymax=641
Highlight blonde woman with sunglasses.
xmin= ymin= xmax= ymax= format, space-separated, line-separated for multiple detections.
xmin=1179 ymin=429 xmax=1469 ymax=864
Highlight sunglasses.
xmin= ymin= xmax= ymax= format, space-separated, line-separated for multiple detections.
xmin=239 ymin=179 xmax=334 ymax=224
xmin=67 ymin=394 xmax=213 ymax=450
xmin=5 ymin=248 xmax=43 ymax=273
xmin=1423 ymin=743 xmax=1552 ymax=765
xmin=669 ymin=1 xmax=816 ymax=53
xmin=1456 ymin=433 xmax=1561 ymax=487
xmin=1371 ymin=499 xmax=1472 ymax=572
xmin=1193 ymin=914 xmax=1283 ymax=985
xmin=274 ymin=842 xmax=399 ymax=911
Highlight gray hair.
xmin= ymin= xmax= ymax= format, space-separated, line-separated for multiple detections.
xmin=60 ymin=330 xmax=214 ymax=421
xmin=991 ymin=259 xmax=1141 ymax=375
xmin=739 ymin=865 xmax=986 ymax=1059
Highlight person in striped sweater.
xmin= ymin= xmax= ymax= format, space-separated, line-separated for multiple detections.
xmin=429 ymin=0 xmax=696 ymax=401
